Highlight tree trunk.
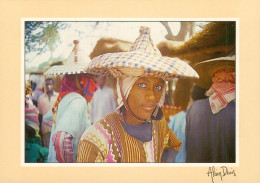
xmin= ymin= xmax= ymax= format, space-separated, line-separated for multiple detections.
xmin=160 ymin=21 xmax=195 ymax=105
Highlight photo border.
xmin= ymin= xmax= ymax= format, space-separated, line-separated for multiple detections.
xmin=21 ymin=18 xmax=239 ymax=168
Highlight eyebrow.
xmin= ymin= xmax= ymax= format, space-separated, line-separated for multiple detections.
xmin=158 ymin=80 xmax=165 ymax=84
xmin=139 ymin=78 xmax=165 ymax=83
xmin=139 ymin=78 xmax=148 ymax=82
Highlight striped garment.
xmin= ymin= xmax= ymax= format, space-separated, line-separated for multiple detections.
xmin=52 ymin=131 xmax=74 ymax=163
xmin=77 ymin=112 xmax=181 ymax=163
xmin=25 ymin=100 xmax=40 ymax=137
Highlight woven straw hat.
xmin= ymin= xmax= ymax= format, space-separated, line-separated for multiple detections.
xmin=45 ymin=40 xmax=91 ymax=75
xmin=193 ymin=55 xmax=235 ymax=89
xmin=84 ymin=27 xmax=199 ymax=81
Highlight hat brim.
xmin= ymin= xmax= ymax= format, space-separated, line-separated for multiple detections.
xmin=44 ymin=64 xmax=88 ymax=75
xmin=85 ymin=51 xmax=199 ymax=80
xmin=193 ymin=56 xmax=235 ymax=89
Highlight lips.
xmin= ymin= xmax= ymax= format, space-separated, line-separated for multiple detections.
xmin=142 ymin=105 xmax=156 ymax=111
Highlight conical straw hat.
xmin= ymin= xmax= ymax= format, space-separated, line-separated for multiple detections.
xmin=84 ymin=27 xmax=199 ymax=81
xmin=45 ymin=40 xmax=91 ymax=75
xmin=193 ymin=55 xmax=235 ymax=89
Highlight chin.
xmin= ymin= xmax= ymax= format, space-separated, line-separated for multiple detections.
xmin=137 ymin=111 xmax=153 ymax=120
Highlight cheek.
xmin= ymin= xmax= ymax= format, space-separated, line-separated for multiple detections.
xmin=130 ymin=88 xmax=145 ymax=103
xmin=155 ymin=90 xmax=163 ymax=101
xmin=128 ymin=88 xmax=162 ymax=105
xmin=128 ymin=90 xmax=141 ymax=107
xmin=127 ymin=89 xmax=145 ymax=115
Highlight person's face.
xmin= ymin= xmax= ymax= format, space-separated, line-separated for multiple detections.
xmin=45 ymin=80 xmax=54 ymax=92
xmin=97 ymin=76 xmax=106 ymax=87
xmin=127 ymin=77 xmax=165 ymax=120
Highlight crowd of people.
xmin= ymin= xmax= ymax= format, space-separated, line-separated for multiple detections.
xmin=25 ymin=26 xmax=236 ymax=163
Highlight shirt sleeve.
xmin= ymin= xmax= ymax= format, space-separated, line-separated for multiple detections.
xmin=52 ymin=131 xmax=74 ymax=163
xmin=160 ymin=118 xmax=182 ymax=151
xmin=37 ymin=96 xmax=43 ymax=114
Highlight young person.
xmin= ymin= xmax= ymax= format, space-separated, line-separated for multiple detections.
xmin=77 ymin=27 xmax=198 ymax=163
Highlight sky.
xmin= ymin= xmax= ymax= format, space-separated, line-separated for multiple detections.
xmin=25 ymin=21 xmax=207 ymax=69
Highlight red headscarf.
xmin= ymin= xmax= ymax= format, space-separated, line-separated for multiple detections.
xmin=52 ymin=74 xmax=97 ymax=124
xmin=206 ymin=69 xmax=235 ymax=114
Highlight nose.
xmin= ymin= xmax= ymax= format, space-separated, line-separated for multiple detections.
xmin=145 ymin=88 xmax=156 ymax=101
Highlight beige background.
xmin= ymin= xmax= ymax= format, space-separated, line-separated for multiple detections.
xmin=0 ymin=0 xmax=259 ymax=182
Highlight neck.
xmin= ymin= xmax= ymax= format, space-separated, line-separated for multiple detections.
xmin=46 ymin=91 xmax=53 ymax=97
xmin=124 ymin=109 xmax=146 ymax=126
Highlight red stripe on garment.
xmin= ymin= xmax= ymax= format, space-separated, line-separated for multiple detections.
xmin=53 ymin=131 xmax=74 ymax=163
xmin=211 ymin=83 xmax=235 ymax=105
xmin=53 ymin=132 xmax=64 ymax=162
xmin=64 ymin=133 xmax=74 ymax=162
xmin=215 ymin=94 xmax=227 ymax=106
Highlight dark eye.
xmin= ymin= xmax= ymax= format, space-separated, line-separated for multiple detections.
xmin=155 ymin=85 xmax=163 ymax=90
xmin=137 ymin=83 xmax=147 ymax=88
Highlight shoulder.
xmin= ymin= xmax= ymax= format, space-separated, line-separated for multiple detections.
xmin=38 ymin=94 xmax=46 ymax=100
xmin=168 ymin=111 xmax=186 ymax=127
xmin=59 ymin=93 xmax=87 ymax=111
xmin=172 ymin=111 xmax=186 ymax=120
xmin=62 ymin=93 xmax=86 ymax=104
xmin=82 ymin=112 xmax=118 ymax=133
xmin=191 ymin=98 xmax=209 ymax=107
xmin=89 ymin=112 xmax=119 ymax=134
xmin=101 ymin=112 xmax=119 ymax=125
xmin=38 ymin=94 xmax=47 ymax=104
xmin=154 ymin=118 xmax=169 ymax=133
xmin=226 ymin=101 xmax=235 ymax=109
xmin=188 ymin=98 xmax=209 ymax=114
xmin=80 ymin=115 xmax=114 ymax=148
xmin=91 ymin=112 xmax=118 ymax=127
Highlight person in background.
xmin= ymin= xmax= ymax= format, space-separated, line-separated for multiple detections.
xmin=77 ymin=27 xmax=199 ymax=163
xmin=38 ymin=78 xmax=58 ymax=148
xmin=45 ymin=40 xmax=96 ymax=163
xmin=31 ymin=81 xmax=44 ymax=107
xmin=25 ymin=83 xmax=41 ymax=140
xmin=25 ymin=124 xmax=49 ymax=163
xmin=190 ymin=84 xmax=207 ymax=102
xmin=185 ymin=56 xmax=236 ymax=163
xmin=90 ymin=75 xmax=117 ymax=124
xmin=25 ymin=83 xmax=48 ymax=162
xmin=168 ymin=82 xmax=207 ymax=163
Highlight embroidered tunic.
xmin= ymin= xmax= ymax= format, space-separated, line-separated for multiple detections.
xmin=77 ymin=112 xmax=181 ymax=163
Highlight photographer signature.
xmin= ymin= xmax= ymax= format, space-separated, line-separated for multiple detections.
xmin=206 ymin=166 xmax=236 ymax=183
